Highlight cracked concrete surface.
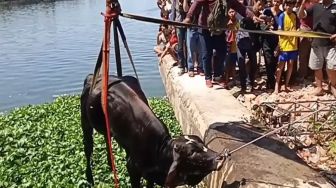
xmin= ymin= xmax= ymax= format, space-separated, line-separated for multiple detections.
xmin=158 ymin=55 xmax=334 ymax=188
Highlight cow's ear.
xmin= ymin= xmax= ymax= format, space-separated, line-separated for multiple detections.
xmin=173 ymin=142 xmax=184 ymax=153
xmin=165 ymin=144 xmax=180 ymax=187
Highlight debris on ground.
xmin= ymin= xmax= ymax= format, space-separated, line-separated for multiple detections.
xmin=230 ymin=75 xmax=336 ymax=173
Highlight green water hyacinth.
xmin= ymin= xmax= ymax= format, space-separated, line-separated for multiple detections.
xmin=0 ymin=96 xmax=182 ymax=187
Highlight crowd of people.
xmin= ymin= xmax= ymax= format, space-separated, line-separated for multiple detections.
xmin=155 ymin=0 xmax=336 ymax=97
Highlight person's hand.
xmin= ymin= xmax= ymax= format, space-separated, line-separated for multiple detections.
xmin=227 ymin=21 xmax=234 ymax=27
xmin=330 ymin=34 xmax=336 ymax=42
xmin=259 ymin=14 xmax=268 ymax=20
xmin=183 ymin=17 xmax=191 ymax=24
xmin=159 ymin=55 xmax=163 ymax=64
xmin=253 ymin=15 xmax=265 ymax=23
xmin=274 ymin=47 xmax=280 ymax=57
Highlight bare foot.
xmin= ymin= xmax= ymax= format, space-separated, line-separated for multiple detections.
xmin=285 ymin=87 xmax=293 ymax=92
xmin=273 ymin=85 xmax=280 ymax=94
xmin=330 ymin=85 xmax=336 ymax=98
xmin=312 ymin=88 xmax=324 ymax=96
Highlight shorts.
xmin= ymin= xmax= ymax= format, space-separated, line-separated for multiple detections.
xmin=278 ymin=51 xmax=298 ymax=62
xmin=309 ymin=46 xmax=336 ymax=70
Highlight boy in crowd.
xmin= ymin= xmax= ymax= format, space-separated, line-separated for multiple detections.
xmin=154 ymin=24 xmax=171 ymax=56
xmin=298 ymin=0 xmax=336 ymax=97
xmin=260 ymin=0 xmax=283 ymax=90
xmin=225 ymin=8 xmax=239 ymax=86
xmin=236 ymin=0 xmax=264 ymax=93
xmin=274 ymin=0 xmax=299 ymax=94
xmin=159 ymin=27 xmax=179 ymax=63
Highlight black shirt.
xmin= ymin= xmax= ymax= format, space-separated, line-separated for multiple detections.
xmin=307 ymin=2 xmax=336 ymax=46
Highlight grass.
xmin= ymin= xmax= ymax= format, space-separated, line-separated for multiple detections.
xmin=0 ymin=96 xmax=182 ymax=187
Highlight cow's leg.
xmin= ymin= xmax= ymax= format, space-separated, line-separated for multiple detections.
xmin=126 ymin=157 xmax=141 ymax=188
xmin=81 ymin=112 xmax=94 ymax=185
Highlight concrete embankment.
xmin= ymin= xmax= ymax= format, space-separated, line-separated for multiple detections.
xmin=159 ymin=55 xmax=333 ymax=188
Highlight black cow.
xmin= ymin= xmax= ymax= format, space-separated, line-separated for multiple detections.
xmin=80 ymin=74 xmax=226 ymax=187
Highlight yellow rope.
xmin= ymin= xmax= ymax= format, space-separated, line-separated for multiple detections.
xmin=120 ymin=12 xmax=332 ymax=39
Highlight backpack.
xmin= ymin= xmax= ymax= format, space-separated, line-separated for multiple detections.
xmin=207 ymin=0 xmax=229 ymax=36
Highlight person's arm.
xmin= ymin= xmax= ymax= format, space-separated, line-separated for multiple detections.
xmin=159 ymin=43 xmax=171 ymax=63
xmin=298 ymin=0 xmax=308 ymax=19
xmin=331 ymin=34 xmax=336 ymax=42
xmin=183 ymin=0 xmax=190 ymax=12
xmin=157 ymin=0 xmax=163 ymax=9
xmin=278 ymin=13 xmax=284 ymax=30
xmin=157 ymin=32 xmax=161 ymax=45
xmin=298 ymin=2 xmax=306 ymax=19
xmin=274 ymin=45 xmax=280 ymax=57
xmin=183 ymin=0 xmax=202 ymax=23
xmin=228 ymin=0 xmax=264 ymax=23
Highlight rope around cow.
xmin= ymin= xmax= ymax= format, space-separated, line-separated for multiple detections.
xmin=94 ymin=0 xmax=334 ymax=187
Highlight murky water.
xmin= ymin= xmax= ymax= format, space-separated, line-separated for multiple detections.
xmin=0 ymin=0 xmax=164 ymax=112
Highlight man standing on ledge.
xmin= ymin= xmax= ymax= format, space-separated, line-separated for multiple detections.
xmin=183 ymin=0 xmax=262 ymax=88
xmin=298 ymin=0 xmax=336 ymax=97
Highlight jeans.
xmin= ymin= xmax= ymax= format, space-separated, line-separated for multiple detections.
xmin=187 ymin=29 xmax=201 ymax=71
xmin=176 ymin=27 xmax=187 ymax=69
xmin=199 ymin=30 xmax=227 ymax=80
xmin=237 ymin=38 xmax=257 ymax=90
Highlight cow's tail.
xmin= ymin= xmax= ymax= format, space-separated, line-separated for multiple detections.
xmin=90 ymin=42 xmax=103 ymax=94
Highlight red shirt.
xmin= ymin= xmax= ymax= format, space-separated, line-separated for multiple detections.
xmin=169 ymin=34 xmax=178 ymax=45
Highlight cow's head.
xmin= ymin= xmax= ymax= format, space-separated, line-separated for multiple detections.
xmin=165 ymin=135 xmax=226 ymax=187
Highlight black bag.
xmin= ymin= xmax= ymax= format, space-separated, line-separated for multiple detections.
xmin=207 ymin=0 xmax=229 ymax=36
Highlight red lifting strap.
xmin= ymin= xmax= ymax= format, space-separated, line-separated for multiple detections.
xmin=101 ymin=1 xmax=120 ymax=187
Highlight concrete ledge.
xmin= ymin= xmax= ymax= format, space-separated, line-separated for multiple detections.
xmin=158 ymin=55 xmax=333 ymax=188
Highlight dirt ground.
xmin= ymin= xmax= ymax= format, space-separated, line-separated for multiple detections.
xmin=226 ymin=66 xmax=336 ymax=178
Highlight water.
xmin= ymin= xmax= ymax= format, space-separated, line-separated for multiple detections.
xmin=0 ymin=0 xmax=165 ymax=112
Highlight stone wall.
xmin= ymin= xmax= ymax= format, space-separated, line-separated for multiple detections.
xmin=158 ymin=55 xmax=333 ymax=188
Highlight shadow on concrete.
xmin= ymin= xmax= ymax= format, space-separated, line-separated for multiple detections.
xmin=203 ymin=121 xmax=306 ymax=165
